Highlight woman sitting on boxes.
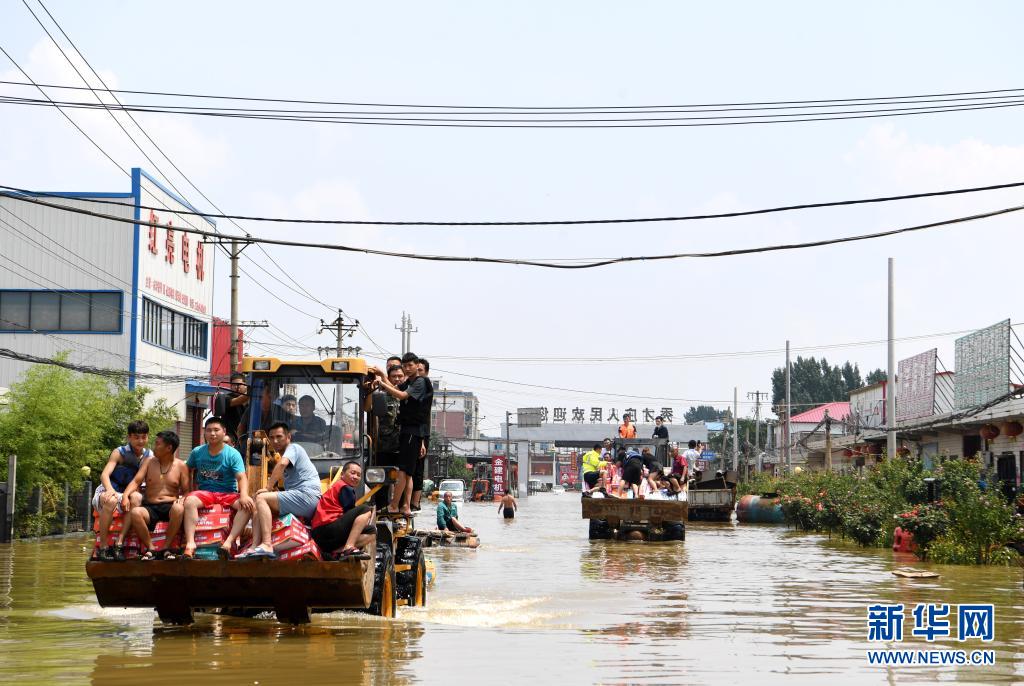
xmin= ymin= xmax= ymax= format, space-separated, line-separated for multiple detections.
xmin=310 ymin=461 xmax=376 ymax=560
xmin=228 ymin=421 xmax=322 ymax=559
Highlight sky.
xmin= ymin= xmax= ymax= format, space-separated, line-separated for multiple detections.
xmin=1 ymin=1 xmax=1023 ymax=436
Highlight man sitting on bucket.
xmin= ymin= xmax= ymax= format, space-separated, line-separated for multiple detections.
xmin=94 ymin=420 xmax=152 ymax=561
xmin=181 ymin=417 xmax=254 ymax=559
xmin=436 ymin=491 xmax=473 ymax=534
xmin=228 ymin=421 xmax=323 ymax=559
xmin=311 ymin=460 xmax=376 ymax=559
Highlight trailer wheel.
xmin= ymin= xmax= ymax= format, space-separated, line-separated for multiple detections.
xmin=366 ymin=544 xmax=397 ymax=618
xmin=588 ymin=519 xmax=612 ymax=540
xmin=663 ymin=521 xmax=685 ymax=541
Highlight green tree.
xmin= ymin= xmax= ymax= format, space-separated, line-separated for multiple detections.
xmin=771 ymin=357 xmax=872 ymax=412
xmin=865 ymin=368 xmax=887 ymax=385
xmin=684 ymin=405 xmax=725 ymax=423
xmin=0 ymin=358 xmax=178 ymax=509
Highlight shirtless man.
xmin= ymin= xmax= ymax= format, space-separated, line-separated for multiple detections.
xmin=123 ymin=431 xmax=190 ymax=559
xmin=497 ymin=492 xmax=517 ymax=519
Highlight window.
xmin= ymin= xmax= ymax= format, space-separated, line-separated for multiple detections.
xmin=0 ymin=290 xmax=123 ymax=333
xmin=141 ymin=297 xmax=207 ymax=358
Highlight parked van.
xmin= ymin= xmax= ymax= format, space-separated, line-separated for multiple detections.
xmin=437 ymin=479 xmax=466 ymax=502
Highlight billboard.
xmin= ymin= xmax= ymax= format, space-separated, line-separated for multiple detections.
xmin=897 ymin=349 xmax=937 ymax=421
xmin=954 ymin=319 xmax=1011 ymax=410
xmin=516 ymin=407 xmax=544 ymax=428
xmin=491 ymin=454 xmax=508 ymax=496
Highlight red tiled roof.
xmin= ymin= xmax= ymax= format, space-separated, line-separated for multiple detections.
xmin=788 ymin=402 xmax=850 ymax=424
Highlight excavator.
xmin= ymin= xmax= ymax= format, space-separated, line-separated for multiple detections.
xmin=86 ymin=356 xmax=428 ymax=624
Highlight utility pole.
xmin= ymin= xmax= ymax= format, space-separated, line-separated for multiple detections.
xmin=395 ymin=312 xmax=418 ymax=355
xmin=824 ymin=409 xmax=832 ymax=471
xmin=746 ymin=390 xmax=769 ymax=452
xmin=785 ymin=340 xmax=792 ymax=473
xmin=887 ymin=258 xmax=897 ymax=460
xmin=732 ymin=387 xmax=738 ymax=472
xmin=229 ymin=239 xmax=240 ymax=371
xmin=319 ymin=310 xmax=359 ymax=420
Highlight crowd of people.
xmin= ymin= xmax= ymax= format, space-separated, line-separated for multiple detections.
xmin=580 ymin=433 xmax=704 ymax=501
xmin=91 ymin=351 xmax=473 ymax=562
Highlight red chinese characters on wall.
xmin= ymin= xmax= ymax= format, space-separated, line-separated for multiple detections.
xmin=147 ymin=210 xmax=159 ymax=254
xmin=146 ymin=210 xmax=204 ymax=281
xmin=492 ymin=454 xmax=508 ymax=497
xmin=165 ymin=224 xmax=175 ymax=265
xmin=196 ymin=242 xmax=205 ymax=281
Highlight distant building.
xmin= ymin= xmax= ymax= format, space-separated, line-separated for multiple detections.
xmin=429 ymin=379 xmax=480 ymax=439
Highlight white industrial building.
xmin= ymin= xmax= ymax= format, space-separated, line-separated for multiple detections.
xmin=0 ymin=168 xmax=216 ymax=439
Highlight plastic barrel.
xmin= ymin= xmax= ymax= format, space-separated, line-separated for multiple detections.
xmin=736 ymin=495 xmax=784 ymax=523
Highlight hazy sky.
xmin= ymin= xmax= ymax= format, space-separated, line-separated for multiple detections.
xmin=2 ymin=2 xmax=1023 ymax=435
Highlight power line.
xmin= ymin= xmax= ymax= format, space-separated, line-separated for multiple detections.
xmin=4 ymin=190 xmax=1022 ymax=270
xmin=6 ymin=8 xmax=340 ymax=328
xmin=3 ymin=92 xmax=1024 ymax=128
xmin=2 ymin=77 xmax=1023 ymax=110
xmin=2 ymin=178 xmax=1022 ymax=227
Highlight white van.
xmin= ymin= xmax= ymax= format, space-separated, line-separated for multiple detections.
xmin=437 ymin=479 xmax=466 ymax=502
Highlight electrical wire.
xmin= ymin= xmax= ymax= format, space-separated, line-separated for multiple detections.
xmin=3 ymin=92 xmax=1024 ymax=128
xmin=3 ymin=178 xmax=1023 ymax=227
xmin=4 ymin=190 xmax=1022 ymax=270
xmin=3 ymin=78 xmax=1023 ymax=111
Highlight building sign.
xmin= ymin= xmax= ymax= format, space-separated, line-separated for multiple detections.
xmin=954 ymin=320 xmax=1011 ymax=410
xmin=525 ymin=407 xmax=676 ymax=424
xmin=897 ymin=349 xmax=937 ymax=421
xmin=491 ymin=454 xmax=508 ymax=497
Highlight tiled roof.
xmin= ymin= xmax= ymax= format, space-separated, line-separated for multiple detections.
xmin=788 ymin=402 xmax=851 ymax=424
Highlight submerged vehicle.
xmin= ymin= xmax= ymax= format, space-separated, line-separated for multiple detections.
xmin=437 ymin=479 xmax=466 ymax=502
xmin=86 ymin=356 xmax=429 ymax=625
xmin=687 ymin=470 xmax=737 ymax=521
xmin=581 ymin=437 xmax=686 ymax=541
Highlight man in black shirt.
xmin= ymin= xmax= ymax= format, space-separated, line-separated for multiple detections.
xmin=410 ymin=358 xmax=433 ymax=511
xmin=218 ymin=372 xmax=249 ymax=445
xmin=371 ymin=352 xmax=430 ymax=517
xmin=652 ymin=415 xmax=669 ymax=439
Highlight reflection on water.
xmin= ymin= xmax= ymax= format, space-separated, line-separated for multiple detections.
xmin=1 ymin=496 xmax=1023 ymax=685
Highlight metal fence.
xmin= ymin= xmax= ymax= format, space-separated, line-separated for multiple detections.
xmin=1 ymin=460 xmax=92 ymax=543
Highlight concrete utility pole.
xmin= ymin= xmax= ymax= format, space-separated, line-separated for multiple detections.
xmin=887 ymin=258 xmax=897 ymax=459
xmin=395 ymin=312 xmax=418 ymax=355
xmin=747 ymin=390 xmax=769 ymax=452
xmin=319 ymin=311 xmax=359 ymax=419
xmin=785 ymin=340 xmax=792 ymax=472
xmin=824 ymin=409 xmax=832 ymax=471
xmin=732 ymin=387 xmax=739 ymax=472
xmin=229 ymin=239 xmax=240 ymax=371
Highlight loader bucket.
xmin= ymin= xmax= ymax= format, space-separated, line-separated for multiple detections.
xmin=86 ymin=542 xmax=376 ymax=625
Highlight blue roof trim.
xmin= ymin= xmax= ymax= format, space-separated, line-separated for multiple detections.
xmin=15 ymin=191 xmax=134 ymax=199
xmin=135 ymin=168 xmax=217 ymax=228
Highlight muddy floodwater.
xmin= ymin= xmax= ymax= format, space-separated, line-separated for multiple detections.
xmin=1 ymin=494 xmax=1023 ymax=685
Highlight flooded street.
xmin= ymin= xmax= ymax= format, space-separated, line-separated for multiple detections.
xmin=2 ymin=493 xmax=1023 ymax=685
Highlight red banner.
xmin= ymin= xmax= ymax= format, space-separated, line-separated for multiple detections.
xmin=492 ymin=454 xmax=508 ymax=497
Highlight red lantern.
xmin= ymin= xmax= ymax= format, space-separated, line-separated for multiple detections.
xmin=1003 ymin=421 xmax=1024 ymax=438
xmin=842 ymin=448 xmax=854 ymax=458
xmin=980 ymin=424 xmax=1000 ymax=441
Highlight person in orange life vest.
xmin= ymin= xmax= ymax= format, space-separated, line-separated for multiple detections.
xmin=311 ymin=461 xmax=375 ymax=559
xmin=618 ymin=414 xmax=637 ymax=439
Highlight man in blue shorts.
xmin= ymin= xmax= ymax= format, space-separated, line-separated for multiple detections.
xmin=227 ymin=421 xmax=322 ymax=559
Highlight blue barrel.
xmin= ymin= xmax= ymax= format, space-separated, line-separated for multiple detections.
xmin=736 ymin=495 xmax=784 ymax=523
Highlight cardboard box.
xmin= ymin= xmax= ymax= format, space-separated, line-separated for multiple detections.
xmin=193 ymin=528 xmax=226 ymax=547
xmin=277 ymin=539 xmax=322 ymax=561
xmin=269 ymin=517 xmax=310 ymax=552
xmin=193 ymin=545 xmax=221 ymax=560
xmin=196 ymin=507 xmax=232 ymax=531
xmin=92 ymin=512 xmax=126 ymax=533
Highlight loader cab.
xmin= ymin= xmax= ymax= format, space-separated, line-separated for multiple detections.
xmin=240 ymin=357 xmax=370 ymax=479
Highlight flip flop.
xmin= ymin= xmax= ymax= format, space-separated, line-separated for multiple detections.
xmin=253 ymin=548 xmax=277 ymax=560
xmin=163 ymin=551 xmax=177 ymax=560
xmin=182 ymin=549 xmax=196 ymax=560
xmin=140 ymin=550 xmax=156 ymax=561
